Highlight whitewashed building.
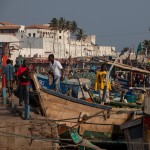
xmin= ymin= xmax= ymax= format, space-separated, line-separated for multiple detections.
xmin=0 ymin=22 xmax=116 ymax=63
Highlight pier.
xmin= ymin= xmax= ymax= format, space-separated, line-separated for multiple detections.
xmin=0 ymin=95 xmax=59 ymax=150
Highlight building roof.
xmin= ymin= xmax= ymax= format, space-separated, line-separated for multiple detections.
xmin=0 ymin=26 xmax=21 ymax=30
xmin=0 ymin=22 xmax=17 ymax=26
xmin=25 ymin=24 xmax=50 ymax=30
xmin=0 ymin=22 xmax=21 ymax=30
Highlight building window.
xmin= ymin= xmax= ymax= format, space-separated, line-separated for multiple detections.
xmin=28 ymin=33 xmax=31 ymax=37
xmin=59 ymin=31 xmax=61 ymax=33
xmin=59 ymin=36 xmax=61 ymax=39
xmin=33 ymin=33 xmax=36 ymax=38
xmin=21 ymin=35 xmax=23 ymax=38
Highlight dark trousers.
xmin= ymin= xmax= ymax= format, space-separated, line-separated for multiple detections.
xmin=6 ymin=80 xmax=13 ymax=96
xmin=19 ymin=84 xmax=29 ymax=105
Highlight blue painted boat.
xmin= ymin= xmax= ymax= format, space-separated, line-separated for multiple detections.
xmin=36 ymin=73 xmax=51 ymax=89
xmin=36 ymin=73 xmax=91 ymax=98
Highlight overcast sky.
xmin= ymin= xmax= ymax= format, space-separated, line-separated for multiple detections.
xmin=0 ymin=0 xmax=150 ymax=52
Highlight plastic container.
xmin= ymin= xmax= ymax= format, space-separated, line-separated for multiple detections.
xmin=124 ymin=94 xmax=136 ymax=103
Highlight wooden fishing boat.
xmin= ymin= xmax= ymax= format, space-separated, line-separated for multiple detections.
xmin=121 ymin=116 xmax=150 ymax=150
xmin=120 ymin=89 xmax=150 ymax=150
xmin=29 ymin=73 xmax=141 ymax=138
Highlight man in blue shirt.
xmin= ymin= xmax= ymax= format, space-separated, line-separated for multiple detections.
xmin=3 ymin=59 xmax=15 ymax=97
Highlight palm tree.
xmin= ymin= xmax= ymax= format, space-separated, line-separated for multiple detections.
xmin=142 ymin=40 xmax=150 ymax=56
xmin=49 ymin=18 xmax=59 ymax=54
xmin=70 ymin=21 xmax=78 ymax=56
xmin=58 ymin=17 xmax=66 ymax=58
xmin=65 ymin=20 xmax=71 ymax=31
xmin=70 ymin=21 xmax=78 ymax=36
xmin=65 ymin=20 xmax=71 ymax=56
xmin=76 ymin=28 xmax=87 ymax=57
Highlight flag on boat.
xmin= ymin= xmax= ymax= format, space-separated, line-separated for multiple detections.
xmin=136 ymin=43 xmax=142 ymax=59
xmin=147 ymin=58 xmax=150 ymax=64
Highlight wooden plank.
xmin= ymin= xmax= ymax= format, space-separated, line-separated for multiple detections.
xmin=110 ymin=100 xmax=142 ymax=108
xmin=102 ymin=59 xmax=150 ymax=75
xmin=124 ymin=129 xmax=132 ymax=150
xmin=144 ymin=90 xmax=150 ymax=115
xmin=121 ymin=117 xmax=142 ymax=130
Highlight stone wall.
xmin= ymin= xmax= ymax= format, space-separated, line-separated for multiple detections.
xmin=0 ymin=120 xmax=59 ymax=150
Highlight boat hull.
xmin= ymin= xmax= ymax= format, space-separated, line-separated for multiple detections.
xmin=30 ymin=73 xmax=139 ymax=135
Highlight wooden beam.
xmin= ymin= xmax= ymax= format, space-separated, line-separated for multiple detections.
xmin=102 ymin=60 xmax=150 ymax=75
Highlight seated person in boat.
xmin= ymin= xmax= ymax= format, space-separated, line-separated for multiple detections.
xmin=94 ymin=63 xmax=111 ymax=103
xmin=136 ymin=89 xmax=146 ymax=105
xmin=134 ymin=73 xmax=144 ymax=87
xmin=48 ymin=54 xmax=64 ymax=92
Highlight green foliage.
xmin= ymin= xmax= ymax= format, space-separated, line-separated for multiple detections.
xmin=49 ymin=17 xmax=85 ymax=37
xmin=142 ymin=40 xmax=150 ymax=55
xmin=76 ymin=28 xmax=87 ymax=41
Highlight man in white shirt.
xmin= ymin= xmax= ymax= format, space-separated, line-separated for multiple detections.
xmin=48 ymin=54 xmax=64 ymax=92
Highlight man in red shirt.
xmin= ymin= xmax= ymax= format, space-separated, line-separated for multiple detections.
xmin=16 ymin=59 xmax=30 ymax=106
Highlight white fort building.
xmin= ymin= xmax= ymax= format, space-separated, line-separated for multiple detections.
xmin=0 ymin=22 xmax=115 ymax=62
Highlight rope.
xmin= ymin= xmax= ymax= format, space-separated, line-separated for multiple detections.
xmin=0 ymin=108 xmax=142 ymax=129
xmin=0 ymin=122 xmax=30 ymax=128
xmin=0 ymin=145 xmax=77 ymax=148
xmin=0 ymin=131 xmax=149 ymax=146
xmin=0 ymin=120 xmax=56 ymax=129
xmin=0 ymin=130 xmax=77 ymax=148
xmin=30 ymin=110 xmax=140 ymax=122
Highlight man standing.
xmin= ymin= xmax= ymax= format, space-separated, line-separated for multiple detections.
xmin=48 ymin=54 xmax=64 ymax=92
xmin=3 ymin=59 xmax=15 ymax=97
xmin=16 ymin=59 xmax=30 ymax=106
xmin=94 ymin=63 xmax=111 ymax=103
